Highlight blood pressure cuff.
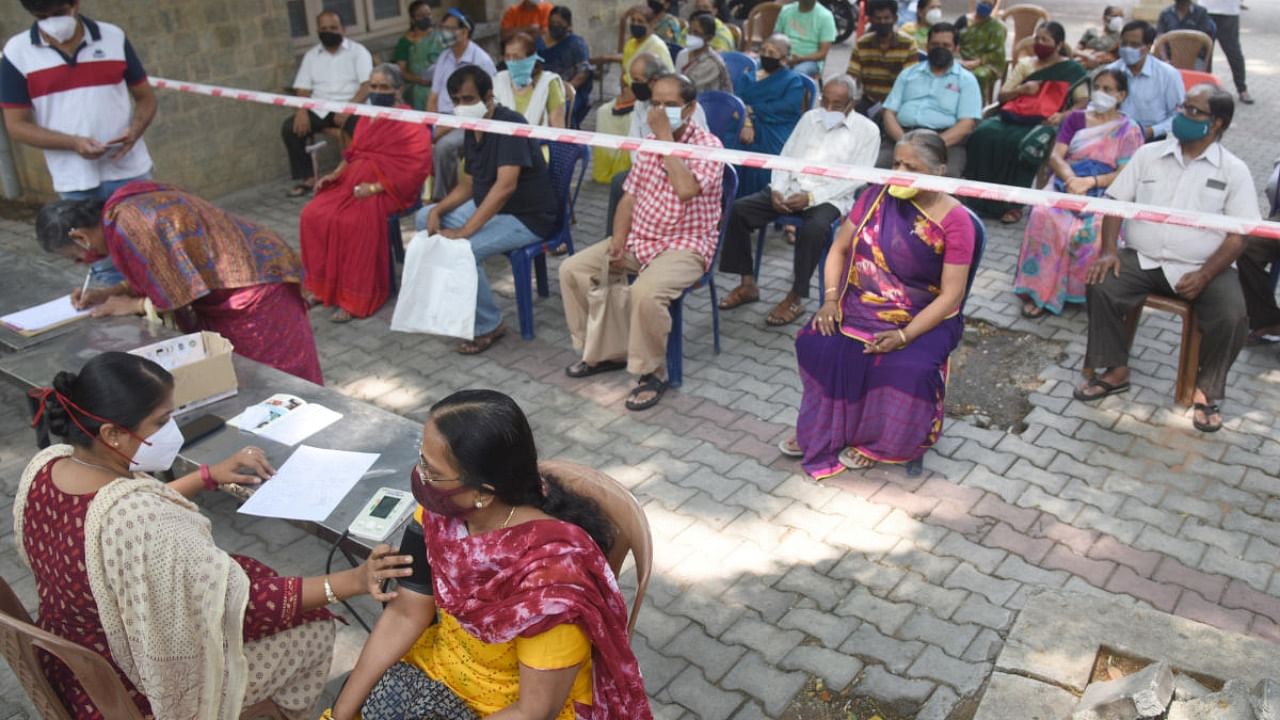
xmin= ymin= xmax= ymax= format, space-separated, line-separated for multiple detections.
xmin=395 ymin=518 xmax=434 ymax=595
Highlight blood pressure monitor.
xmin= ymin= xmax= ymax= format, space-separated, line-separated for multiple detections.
xmin=348 ymin=488 xmax=417 ymax=542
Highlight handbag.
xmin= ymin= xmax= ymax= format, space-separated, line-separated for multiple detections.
xmin=580 ymin=247 xmax=630 ymax=365
xmin=999 ymin=79 xmax=1071 ymax=125
xmin=390 ymin=231 xmax=478 ymax=340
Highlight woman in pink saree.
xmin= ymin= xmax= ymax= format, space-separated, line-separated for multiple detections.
xmin=299 ymin=64 xmax=433 ymax=323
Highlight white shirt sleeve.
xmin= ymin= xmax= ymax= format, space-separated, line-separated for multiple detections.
xmin=293 ymin=50 xmax=315 ymax=91
xmin=354 ymin=44 xmax=374 ymax=87
xmin=1223 ymin=156 xmax=1261 ymax=221
xmin=1105 ymin=145 xmax=1145 ymax=203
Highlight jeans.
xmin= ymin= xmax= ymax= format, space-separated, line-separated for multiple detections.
xmin=414 ymin=200 xmax=542 ymax=336
xmin=58 ymin=171 xmax=152 ymax=201
xmin=792 ymin=60 xmax=822 ymax=79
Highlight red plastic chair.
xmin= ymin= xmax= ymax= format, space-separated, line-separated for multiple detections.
xmin=1179 ymin=69 xmax=1221 ymax=91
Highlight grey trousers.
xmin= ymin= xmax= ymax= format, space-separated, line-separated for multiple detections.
xmin=1084 ymin=249 xmax=1247 ymax=400
xmin=431 ymin=129 xmax=466 ymax=202
xmin=1209 ymin=13 xmax=1247 ymax=93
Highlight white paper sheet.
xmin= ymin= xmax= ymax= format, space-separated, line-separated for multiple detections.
xmin=1 ymin=295 xmax=89 ymax=334
xmin=254 ymin=403 xmax=342 ymax=446
xmin=237 ymin=445 xmax=379 ymax=522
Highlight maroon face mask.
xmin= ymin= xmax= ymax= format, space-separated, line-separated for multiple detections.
xmin=410 ymin=466 xmax=476 ymax=519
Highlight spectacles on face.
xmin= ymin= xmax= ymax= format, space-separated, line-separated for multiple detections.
xmin=1178 ymin=103 xmax=1211 ymax=119
xmin=653 ymin=99 xmax=687 ymax=109
xmin=416 ymin=453 xmax=460 ymax=485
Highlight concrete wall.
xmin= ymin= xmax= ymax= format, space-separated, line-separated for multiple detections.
xmin=0 ymin=0 xmax=633 ymax=202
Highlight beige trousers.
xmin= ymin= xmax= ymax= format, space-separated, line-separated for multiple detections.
xmin=241 ymin=619 xmax=337 ymax=719
xmin=559 ymin=241 xmax=706 ymax=377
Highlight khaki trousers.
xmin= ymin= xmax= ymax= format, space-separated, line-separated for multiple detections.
xmin=560 ymin=241 xmax=706 ymax=377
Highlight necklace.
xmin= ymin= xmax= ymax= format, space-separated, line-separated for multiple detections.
xmin=500 ymin=505 xmax=517 ymax=529
xmin=70 ymin=455 xmax=123 ymax=475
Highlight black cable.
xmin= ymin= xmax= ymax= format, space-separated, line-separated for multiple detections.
xmin=325 ymin=529 xmax=374 ymax=634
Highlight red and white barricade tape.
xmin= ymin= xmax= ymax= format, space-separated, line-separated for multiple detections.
xmin=151 ymin=77 xmax=1280 ymax=240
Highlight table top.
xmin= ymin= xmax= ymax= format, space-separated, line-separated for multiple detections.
xmin=0 ymin=316 xmax=422 ymax=554
xmin=0 ymin=247 xmax=88 ymax=352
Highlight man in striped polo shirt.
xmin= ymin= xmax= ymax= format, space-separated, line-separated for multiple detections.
xmin=848 ymin=0 xmax=920 ymax=119
xmin=1 ymin=0 xmax=155 ymax=201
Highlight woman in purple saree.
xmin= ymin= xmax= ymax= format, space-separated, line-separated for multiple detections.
xmin=781 ymin=131 xmax=975 ymax=477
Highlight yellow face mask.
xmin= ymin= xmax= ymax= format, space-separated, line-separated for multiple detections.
xmin=887 ymin=184 xmax=920 ymax=200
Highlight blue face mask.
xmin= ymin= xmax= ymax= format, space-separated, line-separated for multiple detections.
xmin=1172 ymin=112 xmax=1212 ymax=143
xmin=975 ymin=2 xmax=993 ymax=18
xmin=665 ymin=105 xmax=685 ymax=130
xmin=507 ymin=56 xmax=538 ymax=88
xmin=1118 ymin=45 xmax=1144 ymax=66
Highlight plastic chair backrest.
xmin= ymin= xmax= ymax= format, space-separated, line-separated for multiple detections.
xmin=1178 ymin=68 xmax=1220 ymax=92
xmin=546 ymin=141 xmax=590 ymax=240
xmin=538 ymin=460 xmax=652 ymax=637
xmin=719 ymin=50 xmax=757 ymax=86
xmin=999 ymin=4 xmax=1049 ymax=49
xmin=708 ymin=164 xmax=740 ymax=271
xmin=1009 ymin=36 xmax=1035 ymax=66
xmin=798 ymin=72 xmax=818 ymax=110
xmin=961 ymin=207 xmax=986 ymax=312
xmin=0 ymin=576 xmax=145 ymax=720
xmin=1155 ymin=30 xmax=1214 ymax=71
xmin=697 ymin=90 xmax=747 ymax=149
xmin=743 ymin=1 xmax=782 ymax=50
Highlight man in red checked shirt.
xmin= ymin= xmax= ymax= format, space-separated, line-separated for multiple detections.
xmin=559 ymin=72 xmax=724 ymax=411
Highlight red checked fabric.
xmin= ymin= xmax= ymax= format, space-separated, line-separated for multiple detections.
xmin=622 ymin=120 xmax=725 ymax=271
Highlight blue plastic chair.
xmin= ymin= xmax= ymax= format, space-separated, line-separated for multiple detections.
xmin=798 ymin=72 xmax=819 ymax=110
xmin=719 ymin=51 xmax=757 ymax=86
xmin=697 ymin=91 xmax=747 ymax=150
xmin=664 ymin=164 xmax=739 ymax=388
xmin=506 ymin=141 xmax=591 ymax=340
xmin=387 ymin=199 xmax=424 ymax=294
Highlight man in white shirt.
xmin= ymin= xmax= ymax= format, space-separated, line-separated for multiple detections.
xmin=719 ymin=76 xmax=879 ymax=326
xmin=1077 ymin=85 xmax=1258 ymax=433
xmin=1200 ymin=0 xmax=1251 ymax=104
xmin=281 ymin=11 xmax=373 ymax=196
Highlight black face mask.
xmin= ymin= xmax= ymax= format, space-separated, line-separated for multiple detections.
xmin=318 ymin=31 xmax=343 ymax=48
xmin=632 ymin=82 xmax=652 ymax=102
xmin=759 ymin=55 xmax=782 ymax=73
xmin=647 ymin=0 xmax=666 ymax=13
xmin=368 ymin=92 xmax=396 ymax=107
xmin=927 ymin=46 xmax=953 ymax=69
xmin=549 ymin=24 xmax=568 ymax=41
xmin=629 ymin=23 xmax=648 ymax=39
xmin=413 ymin=17 xmax=432 ymax=31
xmin=872 ymin=22 xmax=894 ymax=37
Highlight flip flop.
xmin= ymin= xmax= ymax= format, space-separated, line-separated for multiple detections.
xmin=838 ymin=447 xmax=875 ymax=470
xmin=287 ymin=183 xmax=313 ymax=198
xmin=1000 ymin=208 xmax=1023 ymax=225
xmin=1020 ymin=302 xmax=1046 ymax=319
xmin=1193 ymin=402 xmax=1223 ymax=433
xmin=329 ymin=308 xmax=353 ymax=324
xmin=565 ymin=360 xmax=627 ymax=378
xmin=625 ymin=374 xmax=668 ymax=411
xmin=1072 ymin=377 xmax=1130 ymax=402
xmin=457 ymin=324 xmax=506 ymax=355
xmin=778 ymin=437 xmax=803 ymax=458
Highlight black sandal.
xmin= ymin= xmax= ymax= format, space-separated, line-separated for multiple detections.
xmin=1072 ymin=377 xmax=1130 ymax=402
xmin=1193 ymin=402 xmax=1223 ymax=433
xmin=625 ymin=374 xmax=668 ymax=411
xmin=565 ymin=360 xmax=626 ymax=378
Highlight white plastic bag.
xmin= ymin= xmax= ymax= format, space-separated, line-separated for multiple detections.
xmin=390 ymin=231 xmax=477 ymax=340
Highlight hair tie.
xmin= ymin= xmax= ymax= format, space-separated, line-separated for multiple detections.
xmin=27 ymin=386 xmax=104 ymax=442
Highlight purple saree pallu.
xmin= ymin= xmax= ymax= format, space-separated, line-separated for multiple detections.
xmin=795 ymin=186 xmax=973 ymax=478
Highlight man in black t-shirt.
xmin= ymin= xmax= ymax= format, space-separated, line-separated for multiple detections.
xmin=415 ymin=65 xmax=557 ymax=354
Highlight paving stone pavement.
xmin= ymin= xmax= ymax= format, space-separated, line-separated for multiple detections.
xmin=3 ymin=2 xmax=1280 ymax=718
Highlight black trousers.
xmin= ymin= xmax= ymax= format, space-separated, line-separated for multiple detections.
xmin=1209 ymin=13 xmax=1247 ymax=93
xmin=1084 ymin=248 xmax=1247 ymax=400
xmin=281 ymin=111 xmax=360 ymax=181
xmin=718 ymin=189 xmax=842 ymax=298
xmin=1239 ymin=236 xmax=1280 ymax=330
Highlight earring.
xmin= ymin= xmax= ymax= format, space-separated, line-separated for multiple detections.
xmin=475 ymin=500 xmax=483 ymax=508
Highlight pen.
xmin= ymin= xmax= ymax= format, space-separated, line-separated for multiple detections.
xmin=78 ymin=270 xmax=91 ymax=305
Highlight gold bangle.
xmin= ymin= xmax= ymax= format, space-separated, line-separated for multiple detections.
xmin=323 ymin=575 xmax=339 ymax=604
xmin=896 ymin=328 xmax=908 ymax=346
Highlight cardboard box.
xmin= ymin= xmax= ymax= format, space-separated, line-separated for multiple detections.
xmin=130 ymin=331 xmax=239 ymax=413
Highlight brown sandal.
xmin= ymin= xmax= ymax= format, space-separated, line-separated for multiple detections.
xmin=1000 ymin=208 xmax=1023 ymax=224
xmin=766 ymin=299 xmax=805 ymax=326
xmin=719 ymin=285 xmax=759 ymax=310
xmin=457 ymin=324 xmax=507 ymax=355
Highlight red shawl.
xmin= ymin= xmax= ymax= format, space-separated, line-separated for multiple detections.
xmin=424 ymin=512 xmax=653 ymax=720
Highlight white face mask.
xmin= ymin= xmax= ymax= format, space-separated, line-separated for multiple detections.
xmin=453 ymin=100 xmax=488 ymax=119
xmin=38 ymin=15 xmax=79 ymax=44
xmin=1108 ymin=16 xmax=1125 ymax=34
xmin=1087 ymin=89 xmax=1119 ymax=113
xmin=128 ymin=418 xmax=185 ymax=473
xmin=821 ymin=109 xmax=846 ymax=131
xmin=665 ymin=105 xmax=685 ymax=130
xmin=925 ymin=8 xmax=943 ymax=25
xmin=686 ymin=35 xmax=706 ymax=51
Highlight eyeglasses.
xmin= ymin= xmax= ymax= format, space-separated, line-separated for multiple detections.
xmin=1178 ymin=104 xmax=1211 ymax=119
xmin=416 ymin=453 xmax=460 ymax=485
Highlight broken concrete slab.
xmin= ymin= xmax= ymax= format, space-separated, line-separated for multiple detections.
xmin=973 ymin=672 xmax=1079 ymax=720
xmin=996 ymin=590 xmax=1280 ymax=695
xmin=1168 ymin=680 xmax=1256 ymax=720
xmin=1072 ymin=661 xmax=1173 ymax=720
xmin=1173 ymin=674 xmax=1214 ymax=702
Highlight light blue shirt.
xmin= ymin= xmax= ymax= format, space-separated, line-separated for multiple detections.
xmin=1107 ymin=54 xmax=1185 ymax=140
xmin=883 ymin=61 xmax=982 ymax=130
xmin=430 ymin=41 xmax=498 ymax=113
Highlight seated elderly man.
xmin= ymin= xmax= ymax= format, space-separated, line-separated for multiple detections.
xmin=848 ymin=0 xmax=920 ymax=117
xmin=1076 ymin=85 xmax=1258 ymax=433
xmin=283 ymin=11 xmax=373 ymax=197
xmin=1108 ymin=20 xmax=1184 ymax=140
xmin=878 ymin=22 xmax=981 ymax=176
xmin=719 ymin=75 xmax=880 ymax=326
xmin=415 ymin=65 xmax=556 ymax=354
xmin=560 ymin=73 xmax=724 ymax=411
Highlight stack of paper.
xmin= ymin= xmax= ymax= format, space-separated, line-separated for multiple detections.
xmin=1 ymin=295 xmax=89 ymax=336
xmin=237 ymin=445 xmax=379 ymax=522
xmin=227 ymin=393 xmax=342 ymax=446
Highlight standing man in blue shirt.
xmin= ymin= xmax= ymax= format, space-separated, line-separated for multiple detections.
xmin=1108 ymin=21 xmax=1185 ymax=141
xmin=878 ymin=22 xmax=980 ymax=177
